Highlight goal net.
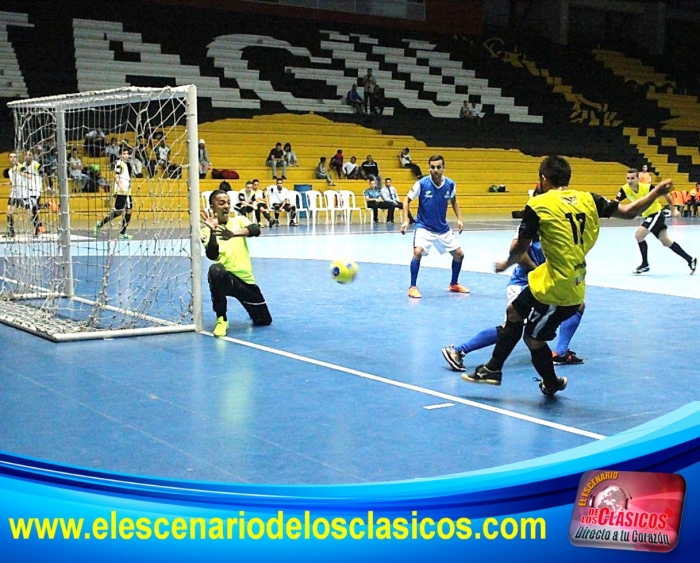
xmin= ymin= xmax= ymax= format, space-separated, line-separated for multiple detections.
xmin=1 ymin=85 xmax=203 ymax=341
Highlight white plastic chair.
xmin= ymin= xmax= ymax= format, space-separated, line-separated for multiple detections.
xmin=305 ymin=190 xmax=330 ymax=225
xmin=324 ymin=189 xmax=343 ymax=224
xmin=289 ymin=190 xmax=308 ymax=225
xmin=200 ymin=190 xmax=213 ymax=215
xmin=339 ymin=190 xmax=364 ymax=224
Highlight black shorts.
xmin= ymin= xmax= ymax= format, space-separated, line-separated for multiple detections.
xmin=512 ymin=286 xmax=580 ymax=342
xmin=641 ymin=212 xmax=667 ymax=237
xmin=114 ymin=195 xmax=133 ymax=211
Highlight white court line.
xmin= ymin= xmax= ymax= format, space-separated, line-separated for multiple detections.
xmin=424 ymin=403 xmax=455 ymax=410
xmin=205 ymin=331 xmax=606 ymax=441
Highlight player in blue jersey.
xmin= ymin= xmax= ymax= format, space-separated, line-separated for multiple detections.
xmin=400 ymin=155 xmax=469 ymax=298
xmin=441 ymin=230 xmax=585 ymax=371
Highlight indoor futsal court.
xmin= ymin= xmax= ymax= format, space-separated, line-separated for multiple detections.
xmin=1 ymin=217 xmax=699 ymax=485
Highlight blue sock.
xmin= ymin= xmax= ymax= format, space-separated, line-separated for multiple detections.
xmin=450 ymin=259 xmax=462 ymax=285
xmin=455 ymin=326 xmax=498 ymax=354
xmin=554 ymin=310 xmax=583 ymax=356
xmin=410 ymin=258 xmax=420 ymax=287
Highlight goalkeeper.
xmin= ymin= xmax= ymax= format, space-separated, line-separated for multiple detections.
xmin=201 ymin=189 xmax=272 ymax=336
xmin=95 ymin=148 xmax=133 ymax=240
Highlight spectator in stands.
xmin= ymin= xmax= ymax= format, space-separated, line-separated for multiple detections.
xmin=381 ymin=177 xmax=414 ymax=224
xmin=156 ymin=137 xmax=170 ymax=169
xmin=268 ymin=177 xmax=298 ymax=226
xmin=68 ymin=148 xmax=89 ymax=191
xmin=362 ymin=68 xmax=377 ymax=114
xmin=639 ymin=164 xmax=652 ymax=184
xmin=342 ymin=156 xmax=360 ymax=179
xmin=198 ymin=139 xmax=210 ymax=179
xmin=346 ymin=85 xmax=363 ymax=114
xmin=329 ymin=149 xmax=344 ymax=179
xmin=360 ymin=154 xmax=381 ymax=185
xmin=283 ymin=143 xmax=299 ymax=167
xmin=460 ymin=100 xmax=482 ymax=123
xmin=372 ymin=85 xmax=385 ymax=117
xmin=688 ymin=184 xmax=700 ymax=217
xmin=134 ymin=137 xmax=152 ymax=177
xmin=84 ymin=127 xmax=106 ymax=157
xmin=399 ymin=147 xmax=422 ymax=178
xmin=364 ymin=178 xmax=391 ymax=223
xmin=266 ymin=142 xmax=287 ymax=180
xmin=129 ymin=150 xmax=144 ymax=179
xmin=314 ymin=157 xmax=336 ymax=186
xmin=236 ymin=180 xmax=273 ymax=227
xmin=105 ymin=137 xmax=121 ymax=164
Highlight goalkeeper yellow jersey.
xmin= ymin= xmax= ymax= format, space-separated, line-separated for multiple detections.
xmin=201 ymin=215 xmax=255 ymax=284
xmin=617 ymin=182 xmax=663 ymax=218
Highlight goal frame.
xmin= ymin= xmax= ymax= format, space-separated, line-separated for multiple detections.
xmin=2 ymin=85 xmax=203 ymax=341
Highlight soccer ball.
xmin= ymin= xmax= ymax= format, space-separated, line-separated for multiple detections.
xmin=330 ymin=260 xmax=359 ymax=284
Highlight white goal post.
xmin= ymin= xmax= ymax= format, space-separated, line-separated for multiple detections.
xmin=1 ymin=85 xmax=203 ymax=341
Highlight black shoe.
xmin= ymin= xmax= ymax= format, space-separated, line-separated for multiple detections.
xmin=552 ymin=350 xmax=584 ymax=365
xmin=633 ymin=264 xmax=650 ymax=275
xmin=539 ymin=376 xmax=567 ymax=396
xmin=441 ymin=345 xmax=465 ymax=372
xmin=462 ymin=364 xmax=502 ymax=386
xmin=289 ymin=221 xmax=298 ymax=227
xmin=689 ymin=257 xmax=697 ymax=275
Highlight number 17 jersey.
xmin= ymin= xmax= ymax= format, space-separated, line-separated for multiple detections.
xmin=523 ymin=189 xmax=616 ymax=306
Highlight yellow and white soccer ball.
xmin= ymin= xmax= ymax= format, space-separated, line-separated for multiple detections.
xmin=330 ymin=260 xmax=359 ymax=284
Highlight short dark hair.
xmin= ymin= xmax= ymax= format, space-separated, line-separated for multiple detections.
xmin=385 ymin=177 xmax=392 ymax=182
xmin=539 ymin=155 xmax=572 ymax=187
xmin=627 ymin=168 xmax=639 ymax=175
xmin=209 ymin=189 xmax=228 ymax=205
xmin=252 ymin=178 xmax=259 ymax=184
xmin=428 ymin=154 xmax=445 ymax=166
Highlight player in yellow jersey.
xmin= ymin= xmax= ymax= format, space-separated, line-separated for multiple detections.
xmin=201 ymin=189 xmax=272 ymax=337
xmin=616 ymin=169 xmax=696 ymax=275
xmin=462 ymin=156 xmax=673 ymax=396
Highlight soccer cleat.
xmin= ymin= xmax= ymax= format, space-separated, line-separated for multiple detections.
xmin=448 ymin=283 xmax=470 ymax=294
xmin=47 ymin=200 xmax=58 ymax=213
xmin=539 ymin=376 xmax=568 ymax=397
xmin=633 ymin=264 xmax=650 ymax=274
xmin=213 ymin=317 xmax=228 ymax=338
xmin=441 ymin=345 xmax=465 ymax=372
xmin=94 ymin=221 xmax=102 ymax=235
xmin=690 ymin=257 xmax=697 ymax=275
xmin=407 ymin=286 xmax=422 ymax=299
xmin=552 ymin=350 xmax=585 ymax=365
xmin=37 ymin=225 xmax=45 ymax=234
xmin=289 ymin=221 xmax=298 ymax=227
xmin=119 ymin=233 xmax=133 ymax=240
xmin=462 ymin=364 xmax=502 ymax=386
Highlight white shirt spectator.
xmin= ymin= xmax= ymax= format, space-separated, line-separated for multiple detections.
xmin=268 ymin=186 xmax=291 ymax=206
xmin=342 ymin=160 xmax=358 ymax=177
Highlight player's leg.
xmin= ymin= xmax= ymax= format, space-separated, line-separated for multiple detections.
xmin=6 ymin=200 xmax=14 ymax=237
xmin=657 ymin=227 xmax=696 ymax=273
xmin=207 ymin=263 xmax=231 ymax=336
xmin=119 ymin=196 xmax=133 ymax=238
xmin=408 ymin=228 xmax=431 ymax=298
xmin=232 ymin=280 xmax=273 ymax=326
xmin=552 ymin=302 xmax=585 ymax=364
xmin=447 ymin=246 xmax=469 ymax=292
xmin=633 ymin=222 xmax=651 ymax=273
xmin=523 ymin=302 xmax=578 ymax=395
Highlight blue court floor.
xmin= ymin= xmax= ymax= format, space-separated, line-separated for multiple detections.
xmin=1 ymin=217 xmax=700 ymax=484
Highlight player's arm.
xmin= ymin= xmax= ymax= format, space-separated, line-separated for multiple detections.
xmin=496 ymin=207 xmax=537 ymax=272
xmin=609 ymin=179 xmax=673 ymax=219
xmin=450 ymin=195 xmax=463 ymax=234
xmin=614 ymin=187 xmax=627 ymax=202
xmin=514 ymin=238 xmax=538 ymax=271
xmin=401 ymin=182 xmax=420 ymax=234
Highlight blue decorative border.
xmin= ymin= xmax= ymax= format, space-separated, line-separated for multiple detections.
xmin=2 ymin=402 xmax=700 ymax=561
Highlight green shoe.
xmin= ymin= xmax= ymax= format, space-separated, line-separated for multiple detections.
xmin=213 ymin=317 xmax=228 ymax=338
xmin=119 ymin=233 xmax=133 ymax=240
xmin=94 ymin=221 xmax=102 ymax=236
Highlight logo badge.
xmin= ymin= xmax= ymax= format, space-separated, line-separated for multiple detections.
xmin=569 ymin=470 xmax=685 ymax=552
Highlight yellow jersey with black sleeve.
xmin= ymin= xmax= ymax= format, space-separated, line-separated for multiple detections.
xmin=522 ymin=189 xmax=608 ymax=306
xmin=201 ymin=215 xmax=255 ymax=284
xmin=616 ymin=182 xmax=663 ymax=218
